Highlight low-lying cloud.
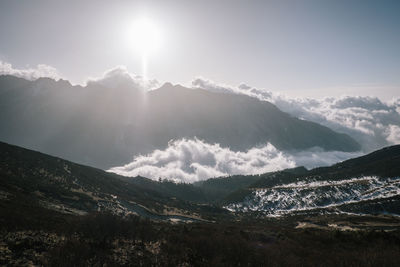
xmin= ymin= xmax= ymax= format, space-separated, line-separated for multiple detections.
xmin=193 ymin=78 xmax=400 ymax=151
xmin=0 ymin=61 xmax=60 ymax=80
xmin=109 ymin=138 xmax=362 ymax=183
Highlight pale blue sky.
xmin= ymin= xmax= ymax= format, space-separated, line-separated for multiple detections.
xmin=0 ymin=0 xmax=399 ymax=99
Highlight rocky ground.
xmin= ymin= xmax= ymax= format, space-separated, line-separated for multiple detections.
xmin=1 ymin=212 xmax=400 ymax=266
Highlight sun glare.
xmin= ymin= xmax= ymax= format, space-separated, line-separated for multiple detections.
xmin=128 ymin=17 xmax=162 ymax=56
xmin=125 ymin=17 xmax=163 ymax=81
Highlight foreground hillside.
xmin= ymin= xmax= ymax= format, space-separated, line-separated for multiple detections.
xmin=0 ymin=75 xmax=360 ymax=169
xmin=1 ymin=141 xmax=399 ymax=218
xmin=0 ymin=141 xmax=226 ymax=222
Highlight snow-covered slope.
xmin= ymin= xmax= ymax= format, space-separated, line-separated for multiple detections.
xmin=226 ymin=176 xmax=400 ymax=215
xmin=224 ymin=145 xmax=400 ymax=216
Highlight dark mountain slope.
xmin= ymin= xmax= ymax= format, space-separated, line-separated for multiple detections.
xmin=1 ymin=145 xmax=399 ymax=267
xmin=127 ymin=174 xmax=266 ymax=204
xmin=1 ymin=139 xmax=399 ymax=219
xmin=251 ymin=144 xmax=400 ymax=189
xmin=143 ymin=83 xmax=359 ymax=153
xmin=0 ymin=141 xmax=224 ymax=220
xmin=0 ymin=75 xmax=360 ymax=169
xmin=192 ymin=173 xmax=275 ymax=203
xmin=224 ymin=145 xmax=400 ymax=215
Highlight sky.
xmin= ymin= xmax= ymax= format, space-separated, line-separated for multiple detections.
xmin=0 ymin=0 xmax=400 ymax=99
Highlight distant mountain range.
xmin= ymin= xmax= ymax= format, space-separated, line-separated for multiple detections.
xmin=0 ymin=75 xmax=360 ymax=169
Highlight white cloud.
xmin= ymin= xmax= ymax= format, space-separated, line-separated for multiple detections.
xmin=0 ymin=62 xmax=160 ymax=91
xmin=192 ymin=78 xmax=242 ymax=95
xmin=386 ymin=125 xmax=400 ymax=144
xmin=108 ymin=138 xmax=361 ymax=183
xmin=86 ymin=65 xmax=159 ymax=90
xmin=192 ymin=78 xmax=400 ymax=151
xmin=0 ymin=61 xmax=60 ymax=80
xmin=288 ymin=148 xmax=362 ymax=169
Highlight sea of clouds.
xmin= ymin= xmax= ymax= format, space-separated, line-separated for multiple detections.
xmin=109 ymin=138 xmax=362 ymax=183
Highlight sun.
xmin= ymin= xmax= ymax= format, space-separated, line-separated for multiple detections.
xmin=128 ymin=17 xmax=162 ymax=56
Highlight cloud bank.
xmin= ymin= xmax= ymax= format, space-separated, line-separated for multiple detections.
xmin=0 ymin=61 xmax=159 ymax=91
xmin=0 ymin=61 xmax=60 ymax=80
xmin=109 ymin=138 xmax=362 ymax=183
xmin=193 ymin=78 xmax=400 ymax=151
xmin=86 ymin=65 xmax=159 ymax=90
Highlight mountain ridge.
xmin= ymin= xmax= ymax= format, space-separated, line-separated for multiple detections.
xmin=0 ymin=140 xmax=225 ymax=221
xmin=1 ymin=140 xmax=399 ymax=218
xmin=0 ymin=75 xmax=360 ymax=169
xmin=225 ymin=144 xmax=400 ymax=215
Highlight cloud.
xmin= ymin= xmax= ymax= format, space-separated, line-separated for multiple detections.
xmin=192 ymin=78 xmax=400 ymax=151
xmin=86 ymin=65 xmax=159 ymax=90
xmin=386 ymin=125 xmax=400 ymax=144
xmin=109 ymin=138 xmax=361 ymax=183
xmin=0 ymin=62 xmax=160 ymax=91
xmin=192 ymin=78 xmax=243 ymax=95
xmin=288 ymin=148 xmax=362 ymax=168
xmin=0 ymin=61 xmax=60 ymax=80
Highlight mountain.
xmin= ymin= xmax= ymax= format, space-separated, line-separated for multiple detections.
xmin=0 ymin=141 xmax=226 ymax=222
xmin=225 ymin=145 xmax=400 ymax=216
xmin=0 ymin=139 xmax=301 ymax=215
xmin=2 ymin=139 xmax=398 ymax=220
xmin=0 ymin=75 xmax=360 ymax=169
